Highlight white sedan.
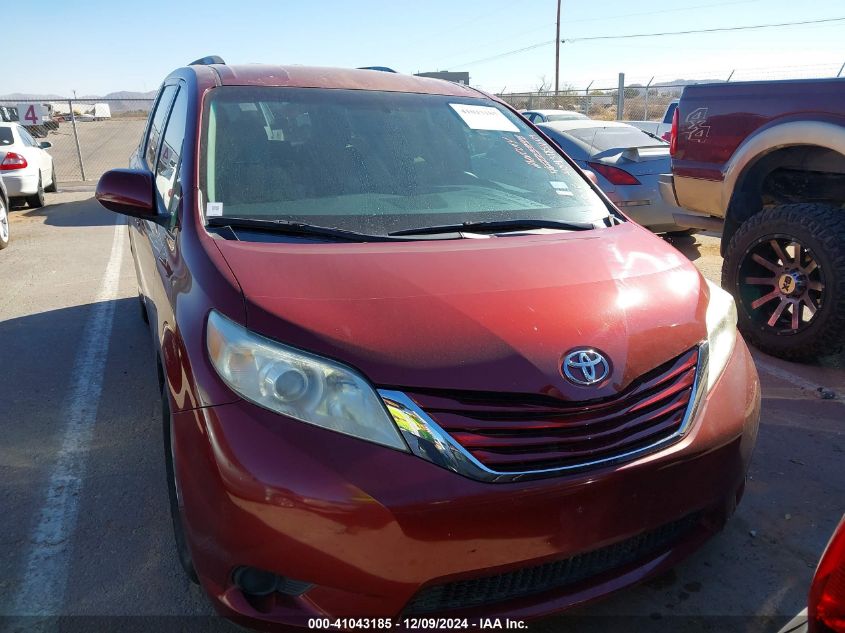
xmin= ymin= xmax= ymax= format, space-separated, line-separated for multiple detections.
xmin=0 ymin=122 xmax=56 ymax=208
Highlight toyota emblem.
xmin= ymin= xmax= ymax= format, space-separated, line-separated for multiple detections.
xmin=562 ymin=349 xmax=611 ymax=386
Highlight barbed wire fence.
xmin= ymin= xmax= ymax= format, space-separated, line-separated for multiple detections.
xmin=497 ymin=62 xmax=845 ymax=123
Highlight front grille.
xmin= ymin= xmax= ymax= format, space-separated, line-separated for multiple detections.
xmin=404 ymin=513 xmax=701 ymax=615
xmin=406 ymin=348 xmax=699 ymax=473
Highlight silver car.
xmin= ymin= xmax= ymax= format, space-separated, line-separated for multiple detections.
xmin=537 ymin=120 xmax=687 ymax=233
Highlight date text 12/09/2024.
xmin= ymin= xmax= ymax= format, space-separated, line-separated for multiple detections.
xmin=307 ymin=618 xmax=529 ymax=630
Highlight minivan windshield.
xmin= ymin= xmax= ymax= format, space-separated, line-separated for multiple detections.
xmin=200 ymin=87 xmax=612 ymax=236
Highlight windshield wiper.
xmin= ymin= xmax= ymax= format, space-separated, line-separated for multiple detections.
xmin=388 ymin=218 xmax=597 ymax=237
xmin=206 ymin=216 xmax=393 ymax=242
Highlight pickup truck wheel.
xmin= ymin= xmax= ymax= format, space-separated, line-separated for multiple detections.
xmin=722 ymin=203 xmax=845 ymax=361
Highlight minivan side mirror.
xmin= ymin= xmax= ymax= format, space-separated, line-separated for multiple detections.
xmin=39 ymin=141 xmax=52 ymax=149
xmin=96 ymin=168 xmax=168 ymax=224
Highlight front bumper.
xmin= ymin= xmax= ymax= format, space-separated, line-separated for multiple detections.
xmin=171 ymin=337 xmax=760 ymax=626
xmin=1 ymin=171 xmax=38 ymax=197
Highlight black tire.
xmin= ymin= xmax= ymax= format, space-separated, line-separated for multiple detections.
xmin=0 ymin=195 xmax=10 ymax=250
xmin=26 ymin=175 xmax=45 ymax=209
xmin=722 ymin=203 xmax=845 ymax=361
xmin=44 ymin=163 xmax=58 ymax=193
xmin=162 ymin=384 xmax=199 ymax=584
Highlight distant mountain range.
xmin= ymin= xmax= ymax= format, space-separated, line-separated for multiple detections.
xmin=0 ymin=90 xmax=157 ymax=100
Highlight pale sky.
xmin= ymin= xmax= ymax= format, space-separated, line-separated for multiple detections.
xmin=2 ymin=0 xmax=844 ymax=96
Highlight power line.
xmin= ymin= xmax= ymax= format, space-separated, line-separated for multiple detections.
xmin=457 ymin=40 xmax=556 ymax=69
xmin=563 ymin=16 xmax=845 ymax=42
xmin=451 ymin=15 xmax=845 ymax=69
xmin=429 ymin=0 xmax=764 ymax=70
xmin=429 ymin=23 xmax=555 ymax=68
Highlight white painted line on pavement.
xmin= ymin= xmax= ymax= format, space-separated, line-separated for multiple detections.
xmin=11 ymin=219 xmax=125 ymax=616
xmin=755 ymin=357 xmax=844 ymax=405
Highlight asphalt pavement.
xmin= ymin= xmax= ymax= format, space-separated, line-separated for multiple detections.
xmin=0 ymin=192 xmax=843 ymax=632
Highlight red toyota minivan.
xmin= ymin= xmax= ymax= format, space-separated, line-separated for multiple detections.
xmin=96 ymin=58 xmax=760 ymax=627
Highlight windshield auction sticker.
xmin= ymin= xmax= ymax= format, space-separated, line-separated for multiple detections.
xmin=206 ymin=202 xmax=223 ymax=217
xmin=449 ymin=104 xmax=519 ymax=133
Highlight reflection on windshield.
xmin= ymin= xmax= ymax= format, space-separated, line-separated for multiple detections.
xmin=201 ymin=87 xmax=611 ymax=236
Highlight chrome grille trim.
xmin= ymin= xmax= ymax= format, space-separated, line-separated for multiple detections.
xmin=380 ymin=342 xmax=709 ymax=483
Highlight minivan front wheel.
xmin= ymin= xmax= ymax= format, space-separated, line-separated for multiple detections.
xmin=722 ymin=203 xmax=845 ymax=361
xmin=162 ymin=384 xmax=199 ymax=584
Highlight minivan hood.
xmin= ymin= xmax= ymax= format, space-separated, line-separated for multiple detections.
xmin=212 ymin=223 xmax=707 ymax=400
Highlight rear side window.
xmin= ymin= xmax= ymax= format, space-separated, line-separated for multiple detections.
xmin=155 ymin=88 xmax=189 ymax=211
xmin=0 ymin=128 xmax=13 ymax=145
xmin=145 ymin=85 xmax=178 ymax=167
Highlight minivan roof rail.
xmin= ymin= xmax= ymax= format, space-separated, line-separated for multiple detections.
xmin=190 ymin=55 xmax=226 ymax=66
xmin=357 ymin=66 xmax=397 ymax=73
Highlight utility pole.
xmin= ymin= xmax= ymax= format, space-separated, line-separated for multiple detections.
xmin=554 ymin=0 xmax=561 ymax=95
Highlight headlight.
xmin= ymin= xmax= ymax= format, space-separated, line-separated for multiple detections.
xmin=206 ymin=310 xmax=407 ymax=451
xmin=704 ymin=279 xmax=738 ymax=391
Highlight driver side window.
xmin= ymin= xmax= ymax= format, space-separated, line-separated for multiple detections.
xmin=145 ymin=85 xmax=178 ymax=168
xmin=155 ymin=88 xmax=189 ymax=213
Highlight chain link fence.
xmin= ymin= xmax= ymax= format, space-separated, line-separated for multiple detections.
xmin=498 ymin=63 xmax=845 ymax=123
xmin=495 ymin=89 xmax=622 ymax=120
xmin=0 ymin=98 xmax=154 ymax=184
xmin=498 ymin=81 xmax=690 ymax=123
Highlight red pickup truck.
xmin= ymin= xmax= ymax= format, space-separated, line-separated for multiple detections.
xmin=662 ymin=78 xmax=845 ymax=361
